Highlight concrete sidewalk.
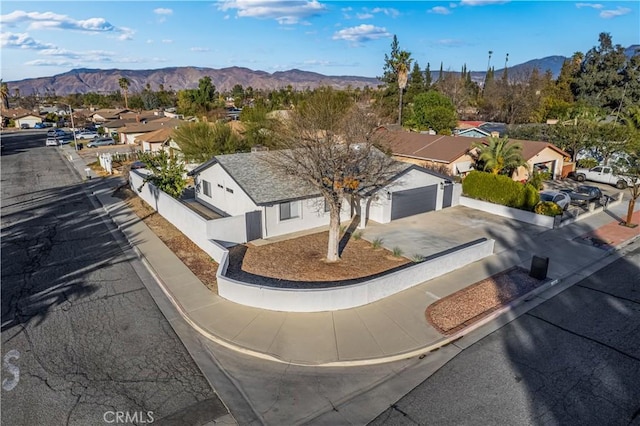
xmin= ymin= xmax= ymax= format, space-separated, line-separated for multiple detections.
xmin=62 ymin=146 xmax=640 ymax=366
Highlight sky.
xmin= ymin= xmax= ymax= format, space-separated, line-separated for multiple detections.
xmin=1 ymin=1 xmax=639 ymax=83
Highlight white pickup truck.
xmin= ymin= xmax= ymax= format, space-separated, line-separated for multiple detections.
xmin=571 ymin=166 xmax=632 ymax=189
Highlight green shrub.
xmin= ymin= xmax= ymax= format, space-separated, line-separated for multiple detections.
xmin=577 ymin=158 xmax=599 ymax=169
xmin=462 ymin=170 xmax=539 ymax=211
xmin=352 ymin=230 xmax=362 ymax=240
xmin=372 ymin=238 xmax=383 ymax=249
xmin=411 ymin=254 xmax=425 ymax=263
xmin=534 ymin=201 xmax=563 ymax=216
xmin=392 ymin=247 xmax=403 ymax=257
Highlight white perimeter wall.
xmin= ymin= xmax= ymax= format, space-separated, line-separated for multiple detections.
xmin=217 ymin=238 xmax=495 ymax=312
xmin=460 ymin=196 xmax=555 ymax=228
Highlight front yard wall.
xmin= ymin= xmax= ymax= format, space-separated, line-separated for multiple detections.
xmin=460 ymin=196 xmax=555 ymax=228
xmin=217 ymin=238 xmax=495 ymax=312
xmin=130 ymin=170 xmax=246 ymax=260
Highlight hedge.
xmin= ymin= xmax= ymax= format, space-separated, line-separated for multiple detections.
xmin=534 ymin=201 xmax=563 ymax=217
xmin=462 ymin=170 xmax=540 ymax=211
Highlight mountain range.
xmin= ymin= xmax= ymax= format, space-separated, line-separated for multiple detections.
xmin=6 ymin=45 xmax=638 ymax=97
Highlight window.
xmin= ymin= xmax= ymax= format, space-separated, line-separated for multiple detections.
xmin=226 ymin=187 xmax=234 ymax=194
xmin=279 ymin=201 xmax=300 ymax=220
xmin=602 ymin=167 xmax=611 ymax=174
xmin=324 ymin=199 xmax=330 ymax=213
xmin=203 ymin=180 xmax=211 ymax=197
xmin=592 ymin=166 xmax=602 ymax=172
xmin=217 ymin=184 xmax=223 ymax=189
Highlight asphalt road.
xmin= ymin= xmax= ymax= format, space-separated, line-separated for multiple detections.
xmin=1 ymin=132 xmax=229 ymax=425
xmin=369 ymin=245 xmax=640 ymax=426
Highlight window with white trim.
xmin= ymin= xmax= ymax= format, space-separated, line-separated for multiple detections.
xmin=203 ymin=180 xmax=211 ymax=197
xmin=279 ymin=201 xmax=300 ymax=220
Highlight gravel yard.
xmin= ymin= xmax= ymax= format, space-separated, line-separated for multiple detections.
xmin=426 ymin=267 xmax=547 ymax=335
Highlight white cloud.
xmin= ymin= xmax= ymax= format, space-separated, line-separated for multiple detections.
xmin=460 ymin=0 xmax=509 ymax=5
xmin=162 ymin=39 xmax=173 ymax=44
xmin=600 ymin=6 xmax=631 ymax=18
xmin=0 ymin=10 xmax=135 ymax=41
xmin=575 ymin=3 xmax=604 ymax=9
xmin=332 ymin=24 xmax=391 ymax=44
xmin=371 ymin=7 xmax=400 ymax=17
xmin=449 ymin=3 xmax=458 ymax=8
xmin=356 ymin=13 xmax=373 ymax=19
xmin=429 ymin=6 xmax=452 ymax=15
xmin=0 ymin=31 xmax=56 ymax=49
xmin=436 ymin=38 xmax=465 ymax=46
xmin=191 ymin=47 xmax=210 ymax=52
xmin=217 ymin=0 xmax=327 ymax=25
xmin=154 ymin=8 xmax=173 ymax=15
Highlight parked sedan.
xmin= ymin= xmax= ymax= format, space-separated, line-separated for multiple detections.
xmin=75 ymin=130 xmax=99 ymax=139
xmin=86 ymin=137 xmax=115 ymax=148
xmin=539 ymin=190 xmax=571 ymax=211
xmin=45 ymin=137 xmax=60 ymax=146
xmin=561 ymin=185 xmax=603 ymax=205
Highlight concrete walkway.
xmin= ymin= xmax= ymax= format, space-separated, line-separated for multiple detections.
xmin=62 ymin=146 xmax=640 ymax=366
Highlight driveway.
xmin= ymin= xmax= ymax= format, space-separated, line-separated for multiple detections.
xmin=360 ymin=205 xmax=549 ymax=260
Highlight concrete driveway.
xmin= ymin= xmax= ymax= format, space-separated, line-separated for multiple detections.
xmin=360 ymin=205 xmax=549 ymax=260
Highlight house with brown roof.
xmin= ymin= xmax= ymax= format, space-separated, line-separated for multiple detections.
xmin=379 ymin=127 xmax=571 ymax=181
xmin=90 ymin=109 xmax=130 ymax=122
xmin=1 ymin=108 xmax=42 ymax=128
xmin=134 ymin=127 xmax=174 ymax=152
xmin=117 ymin=117 xmax=183 ymax=144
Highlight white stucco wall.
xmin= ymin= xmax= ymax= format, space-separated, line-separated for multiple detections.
xmin=217 ymin=238 xmax=495 ymax=312
xmin=195 ymin=163 xmax=259 ymax=217
xmin=15 ymin=116 xmax=42 ymax=128
xmin=459 ymin=196 xmax=555 ymax=228
xmin=263 ymin=196 xmax=351 ymax=238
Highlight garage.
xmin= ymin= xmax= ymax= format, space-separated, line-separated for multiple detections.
xmin=390 ymin=185 xmax=438 ymax=220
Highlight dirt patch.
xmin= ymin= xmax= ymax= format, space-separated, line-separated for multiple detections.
xmin=426 ymin=267 xmax=547 ymax=335
xmin=112 ymin=184 xmax=219 ymax=293
xmin=240 ymin=232 xmax=410 ymax=282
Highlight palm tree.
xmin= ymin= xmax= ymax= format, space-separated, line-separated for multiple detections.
xmin=119 ymin=77 xmax=130 ymax=109
xmin=473 ymin=137 xmax=527 ymax=175
xmin=0 ymin=80 xmax=9 ymax=110
xmin=394 ymin=50 xmax=412 ymax=125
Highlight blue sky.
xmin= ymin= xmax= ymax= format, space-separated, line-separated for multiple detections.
xmin=1 ymin=1 xmax=638 ymax=83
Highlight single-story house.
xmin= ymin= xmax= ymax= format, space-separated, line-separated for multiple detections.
xmin=188 ymin=151 xmax=456 ymax=241
xmin=135 ymin=127 xmax=174 ymax=152
xmin=380 ymin=128 xmax=571 ymax=180
xmin=117 ymin=117 xmax=183 ymax=145
xmin=90 ymin=109 xmax=130 ymax=123
xmin=1 ymin=108 xmax=43 ymax=128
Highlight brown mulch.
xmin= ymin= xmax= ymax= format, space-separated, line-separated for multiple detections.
xmin=112 ymin=184 xmax=219 ymax=293
xmin=239 ymin=233 xmax=410 ymax=282
xmin=426 ymin=267 xmax=547 ymax=336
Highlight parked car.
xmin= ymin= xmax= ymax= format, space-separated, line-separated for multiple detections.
xmin=20 ymin=123 xmax=30 ymax=129
xmin=561 ymin=185 xmax=603 ymax=206
xmin=75 ymin=130 xmax=99 ymax=139
xmin=86 ymin=137 xmax=115 ymax=148
xmin=34 ymin=122 xmax=46 ymax=129
xmin=47 ymin=128 xmax=66 ymax=137
xmin=570 ymin=166 xmax=631 ymax=189
xmin=539 ymin=190 xmax=571 ymax=211
xmin=45 ymin=137 xmax=60 ymax=146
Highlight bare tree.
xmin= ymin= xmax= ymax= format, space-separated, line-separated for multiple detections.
xmin=267 ymin=87 xmax=399 ymax=262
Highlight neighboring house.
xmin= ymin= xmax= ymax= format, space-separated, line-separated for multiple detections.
xmin=188 ymin=151 xmax=455 ymax=241
xmin=117 ymin=117 xmax=183 ymax=144
xmin=1 ymin=108 xmax=42 ymax=128
xmin=455 ymin=127 xmax=491 ymax=138
xmin=135 ymin=127 xmax=174 ymax=152
xmin=90 ymin=109 xmax=130 ymax=123
xmin=380 ymin=127 xmax=571 ymax=180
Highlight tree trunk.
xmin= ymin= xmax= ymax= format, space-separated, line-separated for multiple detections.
xmin=327 ymin=207 xmax=341 ymax=262
xmin=626 ymin=197 xmax=637 ymax=226
xmin=398 ymin=89 xmax=404 ymax=125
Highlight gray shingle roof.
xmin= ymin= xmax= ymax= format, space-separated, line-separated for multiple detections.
xmin=190 ymin=150 xmax=429 ymax=206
